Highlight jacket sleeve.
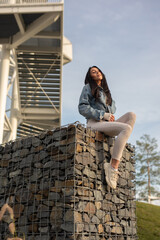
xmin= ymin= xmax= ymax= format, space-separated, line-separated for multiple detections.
xmin=108 ymin=99 xmax=116 ymax=114
xmin=78 ymin=85 xmax=105 ymax=121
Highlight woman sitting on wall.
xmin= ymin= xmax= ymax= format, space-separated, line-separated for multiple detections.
xmin=78 ymin=66 xmax=136 ymax=189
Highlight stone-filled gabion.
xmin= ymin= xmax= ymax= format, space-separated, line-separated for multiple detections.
xmin=0 ymin=123 xmax=137 ymax=240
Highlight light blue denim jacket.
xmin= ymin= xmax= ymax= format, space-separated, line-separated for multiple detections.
xmin=78 ymin=83 xmax=116 ymax=121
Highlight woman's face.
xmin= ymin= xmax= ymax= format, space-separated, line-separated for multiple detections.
xmin=90 ymin=67 xmax=103 ymax=82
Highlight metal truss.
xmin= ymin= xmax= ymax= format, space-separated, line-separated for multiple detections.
xmin=0 ymin=0 xmax=72 ymax=144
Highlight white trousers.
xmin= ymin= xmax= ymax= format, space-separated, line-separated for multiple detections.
xmin=87 ymin=112 xmax=136 ymax=161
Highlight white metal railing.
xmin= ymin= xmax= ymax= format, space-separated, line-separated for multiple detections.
xmin=0 ymin=0 xmax=63 ymax=4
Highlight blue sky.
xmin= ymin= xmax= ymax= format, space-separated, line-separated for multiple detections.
xmin=62 ymin=0 xmax=160 ymax=150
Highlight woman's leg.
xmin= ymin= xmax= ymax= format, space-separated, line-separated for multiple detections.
xmin=111 ymin=112 xmax=136 ymax=167
xmin=87 ymin=118 xmax=133 ymax=161
xmin=87 ymin=114 xmax=136 ymax=189
xmin=116 ymin=112 xmax=136 ymax=129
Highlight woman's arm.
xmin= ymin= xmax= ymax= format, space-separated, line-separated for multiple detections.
xmin=0 ymin=204 xmax=14 ymax=221
xmin=108 ymin=99 xmax=116 ymax=114
xmin=0 ymin=204 xmax=13 ymax=221
xmin=8 ymin=222 xmax=16 ymax=235
xmin=78 ymin=85 xmax=105 ymax=121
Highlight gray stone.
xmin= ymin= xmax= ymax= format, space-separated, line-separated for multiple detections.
xmin=62 ymin=188 xmax=74 ymax=197
xmin=118 ymin=209 xmax=130 ymax=220
xmin=61 ymin=223 xmax=74 ymax=232
xmin=12 ymin=140 xmax=22 ymax=151
xmin=34 ymin=162 xmax=43 ymax=168
xmin=48 ymin=192 xmax=60 ymax=201
xmin=32 ymin=137 xmax=42 ymax=147
xmin=96 ymin=209 xmax=105 ymax=220
xmin=34 ymin=151 xmax=48 ymax=162
xmin=105 ymin=193 xmax=112 ymax=200
xmin=89 ymin=224 xmax=97 ymax=232
xmin=2 ymin=153 xmax=11 ymax=160
xmin=121 ymin=220 xmax=128 ymax=227
xmin=75 ymin=223 xmax=84 ymax=233
xmin=121 ymin=171 xmax=130 ymax=179
xmin=43 ymin=160 xmax=55 ymax=168
xmin=77 ymin=201 xmax=86 ymax=212
xmin=0 ymin=146 xmax=4 ymax=153
xmin=22 ymin=137 xmax=32 ymax=148
xmin=102 ymin=200 xmax=116 ymax=211
xmin=0 ymin=168 xmax=7 ymax=176
xmin=30 ymin=169 xmax=42 ymax=181
xmin=76 ymin=152 xmax=95 ymax=165
xmin=50 ymin=206 xmax=63 ymax=225
xmin=0 ymin=177 xmax=8 ymax=187
xmin=20 ymin=148 xmax=29 ymax=157
xmin=83 ymin=166 xmax=96 ymax=179
xmin=12 ymin=150 xmax=21 ymax=158
xmin=118 ymin=177 xmax=127 ymax=187
xmin=3 ymin=143 xmax=12 ymax=153
xmin=124 ymin=226 xmax=137 ymax=235
xmin=11 ymin=156 xmax=21 ymax=163
xmin=91 ymin=215 xmax=100 ymax=224
xmin=37 ymin=205 xmax=50 ymax=218
xmin=93 ymin=190 xmax=103 ymax=200
xmin=35 ymin=236 xmax=50 ymax=240
xmin=126 ymin=162 xmax=135 ymax=172
xmin=16 ymin=188 xmax=33 ymax=203
xmin=9 ymin=169 xmax=21 ymax=178
xmin=20 ymin=154 xmax=33 ymax=168
xmin=112 ymin=195 xmax=125 ymax=204
xmin=75 ymin=168 xmax=82 ymax=176
xmin=64 ymin=209 xmax=74 ymax=222
xmin=18 ymin=215 xmax=28 ymax=226
xmin=39 ymin=226 xmax=49 ymax=233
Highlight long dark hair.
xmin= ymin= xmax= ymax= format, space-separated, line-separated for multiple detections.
xmin=84 ymin=66 xmax=112 ymax=105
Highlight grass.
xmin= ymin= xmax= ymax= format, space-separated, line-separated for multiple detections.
xmin=136 ymin=201 xmax=160 ymax=240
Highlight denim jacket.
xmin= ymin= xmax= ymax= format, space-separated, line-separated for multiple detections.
xmin=78 ymin=83 xmax=116 ymax=121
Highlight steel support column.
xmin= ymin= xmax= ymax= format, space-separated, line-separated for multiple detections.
xmin=8 ymin=73 xmax=19 ymax=141
xmin=0 ymin=46 xmax=10 ymax=144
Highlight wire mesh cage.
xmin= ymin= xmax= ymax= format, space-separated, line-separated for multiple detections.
xmin=0 ymin=122 xmax=137 ymax=240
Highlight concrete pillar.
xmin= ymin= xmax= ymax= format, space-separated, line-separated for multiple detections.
xmin=0 ymin=46 xmax=10 ymax=144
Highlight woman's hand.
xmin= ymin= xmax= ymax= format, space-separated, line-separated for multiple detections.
xmin=109 ymin=114 xmax=115 ymax=122
xmin=103 ymin=113 xmax=115 ymax=122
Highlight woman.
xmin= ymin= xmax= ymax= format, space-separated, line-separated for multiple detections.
xmin=78 ymin=66 xmax=136 ymax=189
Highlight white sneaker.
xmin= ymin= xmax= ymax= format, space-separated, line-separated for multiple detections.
xmin=104 ymin=162 xmax=119 ymax=189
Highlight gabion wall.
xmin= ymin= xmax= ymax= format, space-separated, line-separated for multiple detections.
xmin=0 ymin=123 xmax=137 ymax=240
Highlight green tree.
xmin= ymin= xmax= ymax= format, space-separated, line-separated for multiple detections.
xmin=135 ymin=134 xmax=160 ymax=203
